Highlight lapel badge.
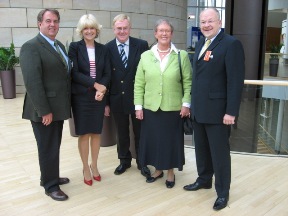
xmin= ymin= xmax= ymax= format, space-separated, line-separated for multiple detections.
xmin=204 ymin=51 xmax=212 ymax=61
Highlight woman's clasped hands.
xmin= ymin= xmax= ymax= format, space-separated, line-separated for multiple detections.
xmin=94 ymin=83 xmax=106 ymax=101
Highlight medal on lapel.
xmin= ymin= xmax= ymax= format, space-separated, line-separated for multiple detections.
xmin=204 ymin=51 xmax=212 ymax=61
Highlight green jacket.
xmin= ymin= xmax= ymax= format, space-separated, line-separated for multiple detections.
xmin=134 ymin=50 xmax=192 ymax=112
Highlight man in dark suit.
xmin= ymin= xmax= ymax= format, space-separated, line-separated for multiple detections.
xmin=20 ymin=9 xmax=71 ymax=201
xmin=105 ymin=14 xmax=150 ymax=177
xmin=183 ymin=8 xmax=245 ymax=210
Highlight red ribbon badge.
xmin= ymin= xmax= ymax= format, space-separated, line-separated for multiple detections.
xmin=204 ymin=51 xmax=212 ymax=61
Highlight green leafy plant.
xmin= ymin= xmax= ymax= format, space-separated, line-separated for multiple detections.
xmin=269 ymin=43 xmax=283 ymax=59
xmin=0 ymin=43 xmax=19 ymax=71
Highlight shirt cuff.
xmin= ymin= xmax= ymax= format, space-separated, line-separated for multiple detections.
xmin=182 ymin=102 xmax=190 ymax=108
xmin=135 ymin=105 xmax=143 ymax=110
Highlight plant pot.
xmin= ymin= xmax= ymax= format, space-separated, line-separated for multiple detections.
xmin=100 ymin=114 xmax=117 ymax=147
xmin=0 ymin=70 xmax=16 ymax=99
xmin=68 ymin=111 xmax=117 ymax=147
xmin=269 ymin=58 xmax=279 ymax=77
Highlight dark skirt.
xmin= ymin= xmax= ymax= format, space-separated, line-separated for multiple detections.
xmin=139 ymin=109 xmax=185 ymax=171
xmin=72 ymin=90 xmax=105 ymax=135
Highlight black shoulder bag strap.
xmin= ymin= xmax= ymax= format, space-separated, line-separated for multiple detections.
xmin=178 ymin=50 xmax=184 ymax=96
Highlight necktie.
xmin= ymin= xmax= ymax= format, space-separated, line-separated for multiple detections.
xmin=198 ymin=39 xmax=211 ymax=59
xmin=119 ymin=44 xmax=128 ymax=68
xmin=54 ymin=41 xmax=68 ymax=69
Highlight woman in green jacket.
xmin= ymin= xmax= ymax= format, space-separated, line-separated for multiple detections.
xmin=134 ymin=19 xmax=192 ymax=188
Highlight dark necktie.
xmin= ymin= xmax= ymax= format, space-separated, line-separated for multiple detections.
xmin=54 ymin=41 xmax=68 ymax=69
xmin=119 ymin=43 xmax=128 ymax=68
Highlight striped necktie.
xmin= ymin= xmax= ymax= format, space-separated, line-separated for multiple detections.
xmin=198 ymin=39 xmax=211 ymax=59
xmin=54 ymin=41 xmax=68 ymax=69
xmin=119 ymin=43 xmax=128 ymax=68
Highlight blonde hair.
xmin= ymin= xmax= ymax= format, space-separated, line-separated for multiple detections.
xmin=112 ymin=14 xmax=131 ymax=27
xmin=76 ymin=14 xmax=102 ymax=39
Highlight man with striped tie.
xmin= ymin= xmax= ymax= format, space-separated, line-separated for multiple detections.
xmin=105 ymin=14 xmax=150 ymax=178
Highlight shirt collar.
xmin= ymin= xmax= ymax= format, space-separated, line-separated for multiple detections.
xmin=116 ymin=38 xmax=130 ymax=46
xmin=151 ymin=42 xmax=178 ymax=53
xmin=40 ymin=32 xmax=56 ymax=47
xmin=207 ymin=29 xmax=221 ymax=43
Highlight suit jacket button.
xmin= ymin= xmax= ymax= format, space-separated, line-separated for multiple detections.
xmin=122 ymin=92 xmax=125 ymax=94
xmin=121 ymin=80 xmax=124 ymax=83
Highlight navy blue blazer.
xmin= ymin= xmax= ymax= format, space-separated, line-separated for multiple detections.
xmin=68 ymin=40 xmax=111 ymax=95
xmin=191 ymin=31 xmax=245 ymax=124
xmin=106 ymin=37 xmax=149 ymax=114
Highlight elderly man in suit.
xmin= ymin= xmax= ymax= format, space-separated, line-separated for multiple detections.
xmin=105 ymin=14 xmax=150 ymax=177
xmin=20 ymin=9 xmax=71 ymax=201
xmin=183 ymin=8 xmax=245 ymax=210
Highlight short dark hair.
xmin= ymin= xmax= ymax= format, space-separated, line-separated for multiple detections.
xmin=37 ymin=9 xmax=60 ymax=23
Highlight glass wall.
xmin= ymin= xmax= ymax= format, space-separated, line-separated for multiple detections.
xmin=185 ymin=0 xmax=288 ymax=156
xmin=187 ymin=0 xmax=226 ymax=48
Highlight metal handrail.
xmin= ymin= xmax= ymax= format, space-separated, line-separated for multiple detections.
xmin=244 ymin=80 xmax=288 ymax=86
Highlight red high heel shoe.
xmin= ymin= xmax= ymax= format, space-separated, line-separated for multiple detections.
xmin=83 ymin=170 xmax=92 ymax=186
xmin=90 ymin=165 xmax=101 ymax=181
xmin=93 ymin=175 xmax=101 ymax=181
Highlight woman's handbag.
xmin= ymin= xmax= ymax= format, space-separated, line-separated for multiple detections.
xmin=178 ymin=51 xmax=193 ymax=135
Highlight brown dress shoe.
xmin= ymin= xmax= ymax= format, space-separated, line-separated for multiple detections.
xmin=45 ymin=190 xmax=68 ymax=201
xmin=40 ymin=177 xmax=70 ymax=186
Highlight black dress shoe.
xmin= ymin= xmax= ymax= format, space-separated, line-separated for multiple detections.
xmin=40 ymin=177 xmax=70 ymax=186
xmin=165 ymin=175 xmax=175 ymax=188
xmin=114 ymin=164 xmax=131 ymax=175
xmin=213 ymin=196 xmax=229 ymax=211
xmin=45 ymin=189 xmax=68 ymax=201
xmin=183 ymin=181 xmax=212 ymax=191
xmin=146 ymin=172 xmax=164 ymax=183
xmin=140 ymin=166 xmax=151 ymax=178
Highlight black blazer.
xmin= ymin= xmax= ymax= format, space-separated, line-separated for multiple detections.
xmin=106 ymin=37 xmax=149 ymax=114
xmin=68 ymin=40 xmax=111 ymax=95
xmin=191 ymin=31 xmax=245 ymax=124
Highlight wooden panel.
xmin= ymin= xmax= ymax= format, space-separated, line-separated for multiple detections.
xmin=266 ymin=27 xmax=281 ymax=51
xmin=0 ymin=95 xmax=288 ymax=215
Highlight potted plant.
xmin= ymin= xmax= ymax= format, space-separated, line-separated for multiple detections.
xmin=269 ymin=43 xmax=283 ymax=77
xmin=0 ymin=42 xmax=19 ymax=99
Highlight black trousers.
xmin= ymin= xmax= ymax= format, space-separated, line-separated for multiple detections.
xmin=193 ymin=120 xmax=231 ymax=198
xmin=113 ymin=112 xmax=141 ymax=166
xmin=31 ymin=120 xmax=64 ymax=193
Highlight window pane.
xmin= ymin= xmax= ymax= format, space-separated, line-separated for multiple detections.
xmin=216 ymin=0 xmax=224 ymax=7
xmin=188 ymin=0 xmax=197 ymax=6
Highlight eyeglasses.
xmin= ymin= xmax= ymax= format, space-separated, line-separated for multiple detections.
xmin=200 ymin=20 xmax=219 ymax=26
xmin=157 ymin=29 xmax=172 ymax=34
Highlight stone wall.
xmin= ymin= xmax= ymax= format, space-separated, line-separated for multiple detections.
xmin=0 ymin=0 xmax=188 ymax=94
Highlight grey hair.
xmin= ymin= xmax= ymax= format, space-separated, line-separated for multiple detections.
xmin=154 ymin=19 xmax=174 ymax=33
xmin=112 ymin=14 xmax=131 ymax=27
xmin=200 ymin=8 xmax=220 ymax=20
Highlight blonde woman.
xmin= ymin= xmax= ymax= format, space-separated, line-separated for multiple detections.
xmin=68 ymin=14 xmax=111 ymax=186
